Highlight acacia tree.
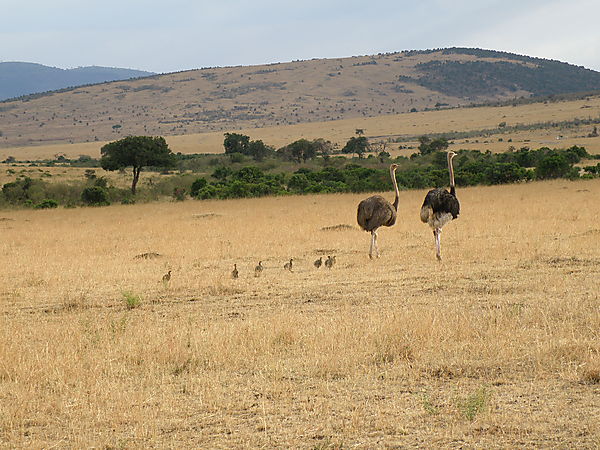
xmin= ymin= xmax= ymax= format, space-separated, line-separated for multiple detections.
xmin=277 ymin=139 xmax=317 ymax=163
xmin=223 ymin=133 xmax=250 ymax=154
xmin=342 ymin=136 xmax=369 ymax=158
xmin=418 ymin=136 xmax=449 ymax=155
xmin=101 ymin=136 xmax=175 ymax=194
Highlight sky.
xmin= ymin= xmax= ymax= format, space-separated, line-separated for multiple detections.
xmin=2 ymin=0 xmax=600 ymax=74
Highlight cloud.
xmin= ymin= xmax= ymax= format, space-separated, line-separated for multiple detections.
xmin=1 ymin=0 xmax=599 ymax=72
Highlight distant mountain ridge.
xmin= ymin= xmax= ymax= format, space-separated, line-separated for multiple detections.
xmin=0 ymin=62 xmax=155 ymax=100
xmin=2 ymin=48 xmax=600 ymax=148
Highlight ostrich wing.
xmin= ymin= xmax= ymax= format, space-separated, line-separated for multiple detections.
xmin=421 ymin=188 xmax=460 ymax=219
xmin=357 ymin=195 xmax=396 ymax=231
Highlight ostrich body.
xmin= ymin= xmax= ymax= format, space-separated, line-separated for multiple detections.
xmin=231 ymin=264 xmax=239 ymax=279
xmin=357 ymin=164 xmax=399 ymax=258
xmin=255 ymin=261 xmax=263 ymax=277
xmin=162 ymin=270 xmax=171 ymax=283
xmin=284 ymin=258 xmax=293 ymax=272
xmin=420 ymin=151 xmax=460 ymax=261
xmin=325 ymin=255 xmax=336 ymax=269
xmin=314 ymin=257 xmax=322 ymax=268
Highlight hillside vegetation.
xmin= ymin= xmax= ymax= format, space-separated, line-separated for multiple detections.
xmin=2 ymin=48 xmax=600 ymax=149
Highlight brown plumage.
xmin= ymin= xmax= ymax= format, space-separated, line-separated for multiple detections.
xmin=314 ymin=257 xmax=323 ymax=268
xmin=325 ymin=255 xmax=336 ymax=269
xmin=231 ymin=264 xmax=239 ymax=279
xmin=420 ymin=151 xmax=460 ymax=261
xmin=162 ymin=270 xmax=171 ymax=283
xmin=357 ymin=164 xmax=400 ymax=258
xmin=255 ymin=261 xmax=263 ymax=276
xmin=283 ymin=258 xmax=293 ymax=272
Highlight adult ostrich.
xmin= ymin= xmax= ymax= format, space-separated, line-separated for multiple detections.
xmin=357 ymin=163 xmax=399 ymax=259
xmin=420 ymin=151 xmax=460 ymax=261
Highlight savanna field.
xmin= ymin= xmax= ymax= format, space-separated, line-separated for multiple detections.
xmin=1 ymin=178 xmax=599 ymax=447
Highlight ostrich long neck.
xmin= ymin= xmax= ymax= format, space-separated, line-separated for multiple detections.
xmin=448 ymin=153 xmax=456 ymax=195
xmin=390 ymin=166 xmax=399 ymax=210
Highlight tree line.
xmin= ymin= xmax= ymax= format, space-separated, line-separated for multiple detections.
xmin=1 ymin=130 xmax=597 ymax=209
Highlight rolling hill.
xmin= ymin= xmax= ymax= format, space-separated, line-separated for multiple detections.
xmin=1 ymin=48 xmax=600 ymax=149
xmin=0 ymin=62 xmax=155 ymax=101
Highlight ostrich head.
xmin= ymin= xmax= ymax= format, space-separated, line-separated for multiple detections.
xmin=390 ymin=163 xmax=399 ymax=171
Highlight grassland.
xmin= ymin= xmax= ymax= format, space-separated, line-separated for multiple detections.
xmin=1 ymin=178 xmax=599 ymax=447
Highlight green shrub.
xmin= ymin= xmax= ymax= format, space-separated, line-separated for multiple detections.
xmin=536 ymin=153 xmax=572 ymax=179
xmin=81 ymin=186 xmax=110 ymax=206
xmin=196 ymin=185 xmax=220 ymax=200
xmin=34 ymin=199 xmax=59 ymax=209
xmin=190 ymin=177 xmax=208 ymax=197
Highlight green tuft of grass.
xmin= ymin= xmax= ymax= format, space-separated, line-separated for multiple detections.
xmin=459 ymin=386 xmax=489 ymax=421
xmin=121 ymin=290 xmax=142 ymax=310
xmin=420 ymin=393 xmax=440 ymax=416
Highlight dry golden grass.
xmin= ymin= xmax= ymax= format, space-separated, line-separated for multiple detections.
xmin=1 ymin=178 xmax=599 ymax=447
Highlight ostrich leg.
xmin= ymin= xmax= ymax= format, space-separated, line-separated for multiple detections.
xmin=434 ymin=228 xmax=442 ymax=261
xmin=369 ymin=231 xmax=376 ymax=259
xmin=374 ymin=230 xmax=380 ymax=258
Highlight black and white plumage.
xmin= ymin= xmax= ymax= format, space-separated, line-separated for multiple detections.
xmin=314 ymin=257 xmax=323 ymax=268
xmin=420 ymin=151 xmax=460 ymax=261
xmin=357 ymin=164 xmax=399 ymax=258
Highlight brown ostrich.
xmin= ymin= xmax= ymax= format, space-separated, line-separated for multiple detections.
xmin=161 ymin=270 xmax=171 ymax=283
xmin=357 ymin=163 xmax=399 ymax=258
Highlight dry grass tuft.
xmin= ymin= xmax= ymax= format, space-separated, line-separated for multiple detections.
xmin=134 ymin=251 xmax=162 ymax=259
xmin=581 ymin=356 xmax=600 ymax=384
xmin=320 ymin=224 xmax=355 ymax=231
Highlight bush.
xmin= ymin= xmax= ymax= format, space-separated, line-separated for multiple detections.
xmin=34 ymin=199 xmax=59 ymax=209
xmin=195 ymin=185 xmax=220 ymax=200
xmin=190 ymin=177 xmax=208 ymax=197
xmin=81 ymin=186 xmax=110 ymax=206
xmin=5 ymin=177 xmax=48 ymax=204
xmin=172 ymin=187 xmax=186 ymax=201
xmin=288 ymin=174 xmax=310 ymax=193
xmin=536 ymin=153 xmax=572 ymax=179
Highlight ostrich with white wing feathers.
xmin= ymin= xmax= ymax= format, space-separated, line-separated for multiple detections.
xmin=420 ymin=151 xmax=460 ymax=261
